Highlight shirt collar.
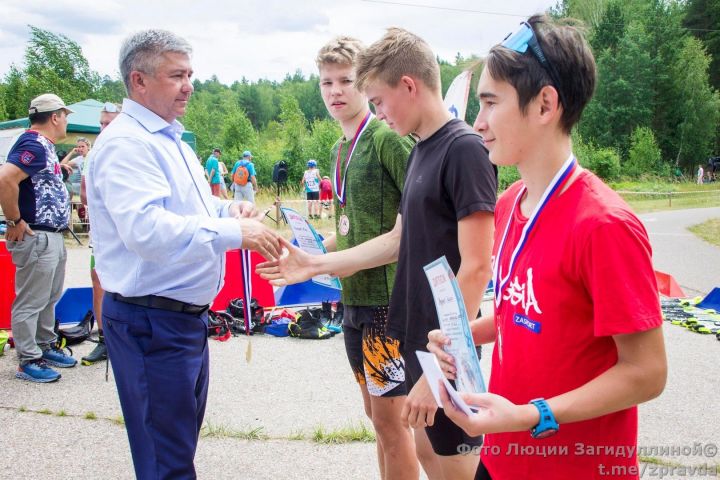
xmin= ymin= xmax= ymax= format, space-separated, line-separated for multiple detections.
xmin=121 ymin=98 xmax=185 ymax=140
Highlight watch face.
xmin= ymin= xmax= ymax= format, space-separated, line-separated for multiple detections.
xmin=533 ymin=428 xmax=558 ymax=439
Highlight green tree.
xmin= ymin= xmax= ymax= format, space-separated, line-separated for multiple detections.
xmin=278 ymin=94 xmax=308 ymax=182
xmin=303 ymin=118 xmax=342 ymax=175
xmin=683 ymin=0 xmax=720 ymax=91
xmin=625 ymin=126 xmax=666 ymax=177
xmin=580 ymin=22 xmax=655 ymax=154
xmin=1 ymin=26 xmax=101 ymax=118
xmin=671 ymin=36 xmax=720 ymax=169
xmin=222 ymin=109 xmax=259 ymax=160
xmin=182 ymin=93 xmax=217 ymax=156
xmin=566 ymin=0 xmax=608 ymax=29
xmin=591 ymin=0 xmax=625 ymax=52
xmin=94 ymin=76 xmax=126 ymax=103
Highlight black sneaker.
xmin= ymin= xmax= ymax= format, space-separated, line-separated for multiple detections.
xmin=81 ymin=342 xmax=107 ymax=365
xmin=320 ymin=301 xmax=333 ymax=324
xmin=333 ymin=302 xmax=344 ymax=326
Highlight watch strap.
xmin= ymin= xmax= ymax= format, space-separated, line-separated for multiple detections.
xmin=530 ymin=398 xmax=559 ymax=438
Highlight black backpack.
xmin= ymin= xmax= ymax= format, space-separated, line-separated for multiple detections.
xmin=55 ymin=310 xmax=94 ymax=345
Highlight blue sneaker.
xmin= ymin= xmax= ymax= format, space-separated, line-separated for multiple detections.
xmin=16 ymin=359 xmax=61 ymax=383
xmin=42 ymin=346 xmax=77 ymax=368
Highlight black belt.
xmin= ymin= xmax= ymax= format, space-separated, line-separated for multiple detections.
xmin=110 ymin=292 xmax=210 ymax=315
xmin=28 ymin=224 xmax=67 ymax=233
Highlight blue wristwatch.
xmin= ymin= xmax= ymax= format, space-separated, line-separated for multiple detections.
xmin=530 ymin=398 xmax=559 ymax=439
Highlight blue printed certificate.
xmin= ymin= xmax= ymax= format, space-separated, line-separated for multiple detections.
xmin=280 ymin=207 xmax=342 ymax=290
xmin=423 ymin=256 xmax=486 ymax=394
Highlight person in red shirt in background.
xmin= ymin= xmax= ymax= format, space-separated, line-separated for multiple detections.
xmin=428 ymin=14 xmax=667 ymax=480
xmin=319 ymin=175 xmax=333 ymax=218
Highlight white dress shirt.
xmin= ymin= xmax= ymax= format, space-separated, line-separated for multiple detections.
xmin=86 ymin=99 xmax=242 ymax=305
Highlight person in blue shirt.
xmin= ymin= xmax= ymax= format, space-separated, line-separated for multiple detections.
xmin=0 ymin=93 xmax=78 ymax=383
xmin=230 ymin=150 xmax=258 ymax=203
xmin=205 ymin=148 xmax=223 ymax=197
xmin=86 ymin=29 xmax=282 ymax=479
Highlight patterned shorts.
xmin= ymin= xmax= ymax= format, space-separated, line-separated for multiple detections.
xmin=343 ymin=305 xmax=407 ymax=397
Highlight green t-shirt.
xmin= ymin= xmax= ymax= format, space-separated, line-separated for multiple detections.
xmin=331 ymin=117 xmax=414 ymax=306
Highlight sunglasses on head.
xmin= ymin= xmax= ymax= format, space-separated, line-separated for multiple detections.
xmin=501 ymin=22 xmax=567 ymax=108
xmin=102 ymin=102 xmax=120 ymax=113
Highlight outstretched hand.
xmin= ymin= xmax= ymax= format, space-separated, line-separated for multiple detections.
xmin=255 ymin=236 xmax=317 ymax=286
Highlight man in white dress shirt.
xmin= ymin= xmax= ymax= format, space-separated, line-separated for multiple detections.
xmin=86 ymin=29 xmax=281 ymax=480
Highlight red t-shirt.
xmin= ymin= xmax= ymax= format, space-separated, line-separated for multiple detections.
xmin=482 ymin=170 xmax=662 ymax=480
xmin=319 ymin=178 xmax=332 ymax=200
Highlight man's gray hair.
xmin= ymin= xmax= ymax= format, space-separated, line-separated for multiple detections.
xmin=119 ymin=29 xmax=192 ymax=92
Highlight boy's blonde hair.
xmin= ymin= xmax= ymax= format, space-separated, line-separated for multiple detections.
xmin=316 ymin=36 xmax=366 ymax=69
xmin=355 ymin=27 xmax=439 ymax=92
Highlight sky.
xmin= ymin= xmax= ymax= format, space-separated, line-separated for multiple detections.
xmin=0 ymin=0 xmax=557 ymax=85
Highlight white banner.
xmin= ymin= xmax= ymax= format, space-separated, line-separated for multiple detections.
xmin=443 ymin=70 xmax=473 ymax=122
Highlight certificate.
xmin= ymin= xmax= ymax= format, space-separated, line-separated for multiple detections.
xmin=280 ymin=207 xmax=342 ymax=290
xmin=423 ymin=256 xmax=486 ymax=394
xmin=416 ymin=351 xmax=476 ymax=415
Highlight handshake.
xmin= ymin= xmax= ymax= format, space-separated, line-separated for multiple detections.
xmin=229 ymin=201 xmax=284 ymax=261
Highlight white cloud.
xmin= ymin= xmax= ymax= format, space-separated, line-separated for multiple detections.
xmin=0 ymin=0 xmax=557 ymax=83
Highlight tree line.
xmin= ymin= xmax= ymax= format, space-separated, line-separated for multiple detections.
xmin=1 ymin=0 xmax=718 ymax=186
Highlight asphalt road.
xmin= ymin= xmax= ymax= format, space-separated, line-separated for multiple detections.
xmin=0 ymin=207 xmax=718 ymax=479
xmin=641 ymin=207 xmax=720 ymax=296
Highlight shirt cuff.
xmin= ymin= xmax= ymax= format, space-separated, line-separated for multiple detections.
xmin=212 ymin=217 xmax=243 ymax=251
xmin=219 ymin=201 xmax=233 ymax=218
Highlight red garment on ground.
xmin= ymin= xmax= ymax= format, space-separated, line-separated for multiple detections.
xmin=483 ymin=171 xmax=662 ymax=480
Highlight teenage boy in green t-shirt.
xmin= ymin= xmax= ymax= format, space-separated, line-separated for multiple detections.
xmin=316 ymin=37 xmax=418 ymax=479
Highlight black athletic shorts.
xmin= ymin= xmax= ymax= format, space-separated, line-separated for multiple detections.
xmin=343 ymin=305 xmax=407 ymax=397
xmin=306 ymin=191 xmax=320 ymax=200
xmin=403 ymin=341 xmax=484 ymax=456
xmin=475 ymin=461 xmax=492 ymax=479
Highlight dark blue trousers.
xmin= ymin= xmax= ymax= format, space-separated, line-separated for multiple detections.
xmin=103 ymin=294 xmax=209 ymax=480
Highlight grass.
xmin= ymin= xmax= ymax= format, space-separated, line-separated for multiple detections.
xmin=84 ymin=411 xmax=97 ymax=420
xmin=613 ymin=181 xmax=720 ymax=213
xmin=254 ymin=187 xmax=336 ymax=239
xmin=688 ymin=218 xmax=720 ymax=247
xmin=311 ymin=422 xmax=376 ymax=444
xmin=201 ymin=423 xmax=269 ymax=441
xmin=288 ymin=429 xmax=307 ymax=441
xmin=639 ymin=456 xmax=683 ymax=467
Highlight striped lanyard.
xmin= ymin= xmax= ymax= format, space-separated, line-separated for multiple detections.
xmin=333 ymin=111 xmax=374 ymax=208
xmin=493 ymin=154 xmax=577 ymax=308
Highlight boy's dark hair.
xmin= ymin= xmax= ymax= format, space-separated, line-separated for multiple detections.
xmin=29 ymin=109 xmax=64 ymax=126
xmin=487 ymin=14 xmax=596 ymax=133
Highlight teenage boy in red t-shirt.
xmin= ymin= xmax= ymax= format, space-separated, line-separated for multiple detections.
xmin=428 ymin=14 xmax=667 ymax=480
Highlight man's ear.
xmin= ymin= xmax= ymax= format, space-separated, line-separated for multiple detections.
xmin=129 ymin=71 xmax=146 ymax=94
xmin=399 ymin=75 xmax=417 ymax=95
xmin=537 ymin=85 xmax=562 ymax=125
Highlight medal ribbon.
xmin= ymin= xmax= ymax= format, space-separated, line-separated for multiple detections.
xmin=493 ymin=154 xmax=577 ymax=308
xmin=333 ymin=111 xmax=374 ymax=207
xmin=239 ymin=249 xmax=253 ymax=335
